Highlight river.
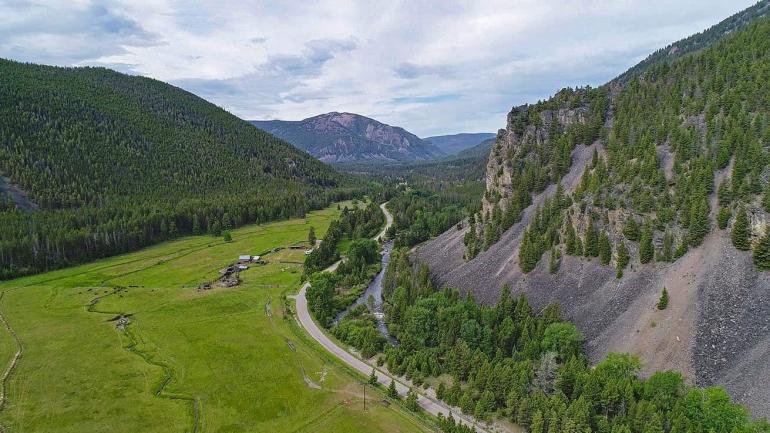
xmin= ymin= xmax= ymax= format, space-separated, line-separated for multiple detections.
xmin=334 ymin=240 xmax=397 ymax=345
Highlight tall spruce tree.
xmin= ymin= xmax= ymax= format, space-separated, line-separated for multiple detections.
xmin=598 ymin=232 xmax=612 ymax=265
xmin=732 ymin=207 xmax=750 ymax=250
xmin=639 ymin=226 xmax=654 ymax=264
xmin=754 ymin=230 xmax=770 ymax=271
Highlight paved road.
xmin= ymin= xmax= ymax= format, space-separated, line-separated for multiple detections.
xmin=295 ymin=202 xmax=493 ymax=433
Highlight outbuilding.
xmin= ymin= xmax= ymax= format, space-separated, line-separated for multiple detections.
xmin=239 ymin=255 xmax=252 ymax=263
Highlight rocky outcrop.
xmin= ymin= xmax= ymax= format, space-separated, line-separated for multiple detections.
xmin=417 ymin=159 xmax=770 ymax=417
xmin=251 ymin=112 xmax=444 ymax=163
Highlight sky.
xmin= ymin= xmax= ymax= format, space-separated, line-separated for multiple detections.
xmin=0 ymin=1 xmax=757 ymax=137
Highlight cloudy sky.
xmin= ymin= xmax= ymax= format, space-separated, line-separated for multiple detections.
xmin=0 ymin=1 xmax=757 ymax=136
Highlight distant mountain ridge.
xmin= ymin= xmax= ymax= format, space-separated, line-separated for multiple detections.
xmin=423 ymin=132 xmax=495 ymax=156
xmin=251 ymin=112 xmax=444 ymax=163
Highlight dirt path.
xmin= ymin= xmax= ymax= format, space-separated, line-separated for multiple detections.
xmin=0 ymin=292 xmax=23 ymax=432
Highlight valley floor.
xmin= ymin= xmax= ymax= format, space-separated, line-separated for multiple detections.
xmin=0 ymin=202 xmax=430 ymax=433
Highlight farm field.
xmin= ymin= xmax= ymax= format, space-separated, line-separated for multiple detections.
xmin=0 ymin=202 xmax=430 ymax=433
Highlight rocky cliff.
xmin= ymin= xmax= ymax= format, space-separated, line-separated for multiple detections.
xmin=417 ymin=5 xmax=770 ymax=417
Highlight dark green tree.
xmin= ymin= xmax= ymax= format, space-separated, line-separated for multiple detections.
xmin=598 ymin=232 xmax=612 ymax=265
xmin=657 ymin=288 xmax=669 ymax=310
xmin=388 ymin=379 xmax=399 ymax=399
xmin=753 ymin=230 xmax=770 ymax=271
xmin=732 ymin=207 xmax=750 ymax=250
xmin=640 ymin=226 xmax=654 ymax=264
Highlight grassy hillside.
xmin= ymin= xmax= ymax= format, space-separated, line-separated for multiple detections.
xmin=0 ymin=202 xmax=429 ymax=433
xmin=0 ymin=59 xmax=355 ymax=280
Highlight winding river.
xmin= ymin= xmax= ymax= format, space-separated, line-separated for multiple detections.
xmin=334 ymin=240 xmax=397 ymax=345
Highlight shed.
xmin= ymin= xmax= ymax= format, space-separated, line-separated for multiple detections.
xmin=239 ymin=255 xmax=252 ymax=262
xmin=251 ymin=255 xmax=261 ymax=262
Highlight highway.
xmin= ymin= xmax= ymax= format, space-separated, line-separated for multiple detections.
xmin=295 ymin=202 xmax=493 ymax=433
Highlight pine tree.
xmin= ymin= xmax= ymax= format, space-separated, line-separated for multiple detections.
xmin=584 ymin=220 xmax=599 ymax=257
xmin=718 ymin=207 xmax=731 ymax=229
xmin=753 ymin=230 xmax=770 ymax=271
xmin=598 ymin=232 xmax=612 ymax=265
xmin=222 ymin=231 xmax=232 ymax=242
xmin=718 ymin=179 xmax=732 ymax=206
xmin=688 ymin=196 xmax=710 ymax=247
xmin=387 ymin=379 xmax=399 ymax=399
xmin=308 ymin=226 xmax=317 ymax=246
xmin=623 ymin=217 xmax=640 ymax=241
xmin=639 ymin=227 xmax=654 ymax=264
xmin=657 ymin=288 xmax=669 ymax=310
xmin=565 ymin=223 xmax=577 ymax=255
xmin=530 ymin=410 xmax=545 ymax=433
xmin=732 ymin=207 xmax=750 ymax=250
xmin=616 ymin=241 xmax=629 ymax=278
xmin=549 ymin=247 xmax=560 ymax=273
xmin=405 ymin=388 xmax=419 ymax=411
xmin=368 ymin=368 xmax=378 ymax=386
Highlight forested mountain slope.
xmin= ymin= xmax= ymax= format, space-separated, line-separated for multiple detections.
xmin=251 ymin=112 xmax=444 ymax=163
xmin=0 ymin=59 xmax=352 ymax=279
xmin=418 ymin=4 xmax=770 ymax=417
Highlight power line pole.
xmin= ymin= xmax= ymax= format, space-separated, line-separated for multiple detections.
xmin=363 ymin=383 xmax=367 ymax=411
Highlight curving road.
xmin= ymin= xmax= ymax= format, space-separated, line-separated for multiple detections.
xmin=295 ymin=202 xmax=493 ymax=433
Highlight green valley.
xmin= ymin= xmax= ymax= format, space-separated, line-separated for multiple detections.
xmin=0 ymin=202 xmax=429 ymax=433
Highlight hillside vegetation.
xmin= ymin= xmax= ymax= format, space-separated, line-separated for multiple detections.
xmin=471 ymin=15 xmax=770 ymax=273
xmin=0 ymin=59 xmax=353 ymax=279
xmin=417 ymin=3 xmax=770 ymax=419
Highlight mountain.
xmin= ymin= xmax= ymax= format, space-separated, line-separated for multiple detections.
xmin=251 ymin=112 xmax=444 ymax=163
xmin=422 ymin=132 xmax=495 ymax=156
xmin=417 ymin=4 xmax=770 ymax=417
xmin=0 ymin=59 xmax=349 ymax=279
xmin=450 ymin=137 xmax=494 ymax=161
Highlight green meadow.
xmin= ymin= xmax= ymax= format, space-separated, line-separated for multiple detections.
xmin=0 ymin=202 xmax=430 ymax=433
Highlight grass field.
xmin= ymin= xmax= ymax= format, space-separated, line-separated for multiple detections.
xmin=0 ymin=202 xmax=431 ymax=433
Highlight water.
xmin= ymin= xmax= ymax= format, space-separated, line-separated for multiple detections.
xmin=335 ymin=240 xmax=397 ymax=345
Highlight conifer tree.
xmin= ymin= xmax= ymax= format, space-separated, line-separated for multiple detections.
xmin=657 ymin=288 xmax=669 ymax=310
xmin=718 ymin=207 xmax=731 ymax=229
xmin=623 ymin=217 xmax=640 ymax=241
xmin=616 ymin=241 xmax=629 ymax=278
xmin=732 ymin=207 xmax=750 ymax=250
xmin=753 ymin=230 xmax=770 ymax=271
xmin=308 ymin=226 xmax=317 ymax=246
xmin=598 ymin=232 xmax=612 ymax=265
xmin=688 ymin=196 xmax=710 ymax=247
xmin=368 ymin=368 xmax=378 ymax=386
xmin=406 ymin=388 xmax=419 ymax=411
xmin=565 ymin=223 xmax=577 ymax=255
xmin=639 ymin=226 xmax=654 ymax=264
xmin=584 ymin=220 xmax=599 ymax=257
xmin=388 ymin=379 xmax=399 ymax=399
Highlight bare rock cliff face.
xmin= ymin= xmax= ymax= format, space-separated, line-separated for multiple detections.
xmin=418 ymin=123 xmax=770 ymax=419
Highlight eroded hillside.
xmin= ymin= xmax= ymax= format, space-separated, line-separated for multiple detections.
xmin=418 ymin=9 xmax=770 ymax=417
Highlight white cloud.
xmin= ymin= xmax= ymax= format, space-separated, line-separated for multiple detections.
xmin=0 ymin=0 xmax=757 ymax=136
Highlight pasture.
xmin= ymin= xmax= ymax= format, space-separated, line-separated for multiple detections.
xmin=0 ymin=202 xmax=429 ymax=433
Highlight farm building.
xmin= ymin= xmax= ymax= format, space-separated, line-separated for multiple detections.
xmin=251 ymin=255 xmax=261 ymax=262
xmin=238 ymin=255 xmax=251 ymax=263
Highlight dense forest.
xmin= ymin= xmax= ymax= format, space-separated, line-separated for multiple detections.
xmin=0 ymin=59 xmax=360 ymax=279
xmin=368 ymin=249 xmax=769 ymax=433
xmin=470 ymin=16 xmax=770 ymax=272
